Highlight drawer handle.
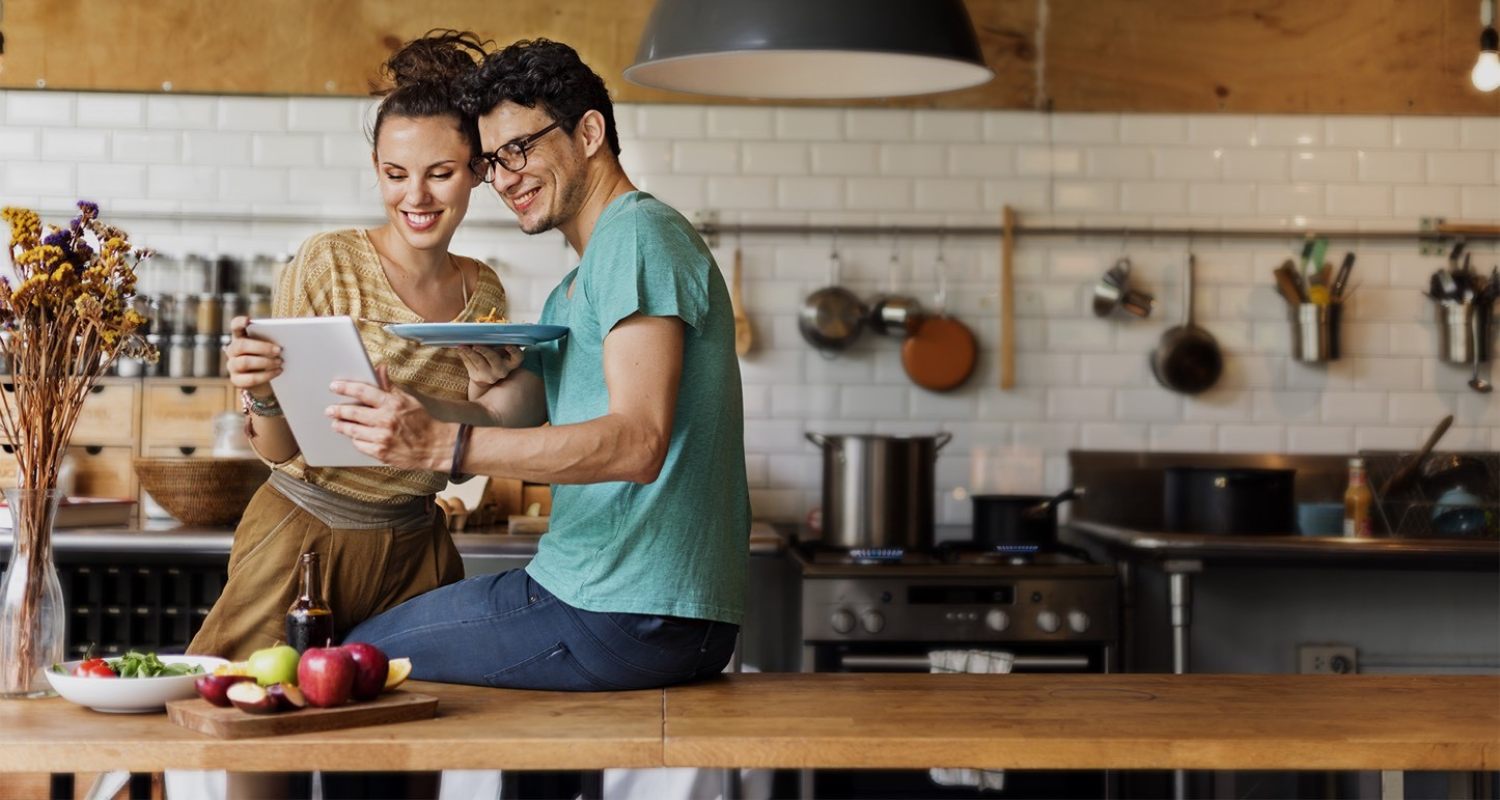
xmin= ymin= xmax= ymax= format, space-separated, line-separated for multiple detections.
xmin=1 ymin=444 xmax=12 ymax=454
xmin=90 ymin=385 xmax=106 ymax=395
xmin=178 ymin=446 xmax=196 ymax=456
xmin=177 ymin=386 xmax=198 ymax=396
xmin=84 ymin=445 xmax=103 ymax=456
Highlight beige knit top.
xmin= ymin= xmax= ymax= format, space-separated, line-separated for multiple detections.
xmin=267 ymin=229 xmax=507 ymax=505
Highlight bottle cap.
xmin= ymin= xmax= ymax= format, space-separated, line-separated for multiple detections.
xmin=1349 ymin=457 xmax=1365 ymax=467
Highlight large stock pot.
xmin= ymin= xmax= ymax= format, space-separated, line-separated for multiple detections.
xmin=805 ymin=432 xmax=952 ymax=550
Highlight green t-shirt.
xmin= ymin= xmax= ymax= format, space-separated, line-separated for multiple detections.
xmin=521 ymin=192 xmax=749 ymax=624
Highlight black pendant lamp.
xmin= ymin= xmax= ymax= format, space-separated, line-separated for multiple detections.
xmin=624 ymin=0 xmax=994 ymax=100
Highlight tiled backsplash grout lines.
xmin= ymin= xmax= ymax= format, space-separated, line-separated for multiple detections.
xmin=2 ymin=92 xmax=1496 ymax=522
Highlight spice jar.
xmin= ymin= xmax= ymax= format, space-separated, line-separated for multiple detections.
xmin=155 ymin=294 xmax=176 ymax=336
xmin=172 ymin=293 xmax=199 ymax=336
xmin=168 ymin=334 xmax=193 ymax=378
xmin=192 ymin=334 xmax=219 ymax=377
xmin=196 ymin=293 xmax=222 ymax=339
xmin=219 ymin=294 xmax=240 ymax=335
xmin=144 ymin=334 xmax=164 ymax=376
xmin=247 ymin=292 xmax=272 ymax=320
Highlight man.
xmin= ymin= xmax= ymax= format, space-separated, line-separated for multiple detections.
xmin=330 ymin=39 xmax=748 ymax=690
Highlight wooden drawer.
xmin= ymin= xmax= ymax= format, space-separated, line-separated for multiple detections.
xmin=73 ymin=383 xmax=140 ymax=446
xmin=142 ymin=384 xmax=230 ymax=447
xmin=70 ymin=445 xmax=136 ymax=500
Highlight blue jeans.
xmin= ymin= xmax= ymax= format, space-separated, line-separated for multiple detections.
xmin=344 ymin=569 xmax=738 ymax=691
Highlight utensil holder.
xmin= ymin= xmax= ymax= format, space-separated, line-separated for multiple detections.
xmin=1436 ymin=302 xmax=1493 ymax=364
xmin=1290 ymin=303 xmax=1342 ymax=362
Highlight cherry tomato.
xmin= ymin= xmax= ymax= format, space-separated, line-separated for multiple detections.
xmin=74 ymin=658 xmax=116 ymax=678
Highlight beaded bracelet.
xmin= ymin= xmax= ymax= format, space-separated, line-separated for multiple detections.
xmin=239 ymin=389 xmax=284 ymax=418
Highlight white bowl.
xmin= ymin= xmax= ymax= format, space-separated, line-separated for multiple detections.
xmin=45 ymin=655 xmax=229 ymax=713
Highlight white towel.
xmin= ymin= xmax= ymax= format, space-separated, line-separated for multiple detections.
xmin=928 ymin=649 xmax=1013 ymax=793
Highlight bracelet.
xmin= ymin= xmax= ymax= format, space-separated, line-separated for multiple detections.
xmin=240 ymin=389 xmax=284 ymax=418
xmin=450 ymin=423 xmax=474 ymax=481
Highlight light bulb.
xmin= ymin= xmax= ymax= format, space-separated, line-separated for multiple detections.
xmin=1476 ymin=27 xmax=1500 ymax=92
xmin=1477 ymin=51 xmax=1500 ymax=91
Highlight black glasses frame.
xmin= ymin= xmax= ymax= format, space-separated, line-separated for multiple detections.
xmin=470 ymin=119 xmax=571 ymax=183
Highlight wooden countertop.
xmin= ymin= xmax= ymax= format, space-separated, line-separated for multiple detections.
xmin=0 ymin=681 xmax=662 ymax=773
xmin=4 ymin=674 xmax=1496 ymax=773
xmin=663 ymin=673 xmax=1500 ymax=771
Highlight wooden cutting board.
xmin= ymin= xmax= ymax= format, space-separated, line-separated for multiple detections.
xmin=167 ymin=691 xmax=438 ymax=739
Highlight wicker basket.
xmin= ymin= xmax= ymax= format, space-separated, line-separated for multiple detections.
xmin=133 ymin=457 xmax=270 ymax=526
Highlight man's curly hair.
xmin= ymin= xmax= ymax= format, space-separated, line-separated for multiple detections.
xmin=459 ymin=39 xmax=621 ymax=158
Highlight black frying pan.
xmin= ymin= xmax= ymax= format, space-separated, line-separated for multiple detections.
xmin=1151 ymin=254 xmax=1222 ymax=394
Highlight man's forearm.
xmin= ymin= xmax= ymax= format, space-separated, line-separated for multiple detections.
xmin=460 ymin=414 xmax=666 ymax=485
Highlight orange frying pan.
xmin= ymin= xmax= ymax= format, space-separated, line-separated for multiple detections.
xmin=901 ymin=314 xmax=977 ymax=392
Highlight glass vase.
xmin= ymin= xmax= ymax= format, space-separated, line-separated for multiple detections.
xmin=0 ymin=487 xmax=65 ymax=698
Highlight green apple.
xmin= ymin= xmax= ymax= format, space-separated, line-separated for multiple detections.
xmin=246 ymin=645 xmax=300 ymax=687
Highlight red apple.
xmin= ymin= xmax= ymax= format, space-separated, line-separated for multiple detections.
xmin=340 ymin=642 xmax=390 ymax=702
xmin=297 ymin=646 xmax=356 ymax=708
xmin=195 ymin=674 xmax=255 ymax=707
xmin=226 ymin=680 xmax=280 ymax=714
xmin=267 ymin=682 xmax=307 ymax=711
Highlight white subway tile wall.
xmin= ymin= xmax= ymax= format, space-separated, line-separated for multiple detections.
xmin=2 ymin=92 xmax=1495 ymax=522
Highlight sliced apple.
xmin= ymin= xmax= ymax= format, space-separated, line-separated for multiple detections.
xmin=267 ymin=683 xmax=307 ymax=711
xmin=226 ymin=680 xmax=280 ymax=714
xmin=384 ymin=657 xmax=412 ymax=691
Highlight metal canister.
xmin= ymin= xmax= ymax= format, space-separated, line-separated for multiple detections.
xmin=172 ymin=293 xmax=199 ymax=336
xmin=168 ymin=334 xmax=193 ymax=378
xmin=196 ymin=293 xmax=222 ymax=339
xmin=192 ymin=334 xmax=218 ymax=377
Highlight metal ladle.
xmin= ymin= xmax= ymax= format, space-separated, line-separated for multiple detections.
xmin=1469 ymin=316 xmax=1492 ymax=393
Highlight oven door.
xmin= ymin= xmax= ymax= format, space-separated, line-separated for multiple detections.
xmin=800 ymin=641 xmax=1113 ymax=800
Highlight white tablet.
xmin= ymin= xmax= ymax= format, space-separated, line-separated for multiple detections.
xmin=244 ymin=316 xmax=384 ymax=468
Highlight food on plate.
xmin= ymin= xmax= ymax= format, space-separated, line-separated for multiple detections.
xmin=226 ymin=681 xmax=281 ymax=714
xmin=341 ymin=642 xmax=390 ymax=702
xmin=384 ymin=657 xmax=412 ymax=691
xmin=298 ymin=645 xmax=356 ymax=708
xmin=54 ymin=650 xmax=205 ymax=679
xmin=195 ymin=673 xmax=255 ymax=707
xmin=246 ymin=644 xmax=301 ymax=687
xmin=475 ymin=306 xmax=508 ymax=323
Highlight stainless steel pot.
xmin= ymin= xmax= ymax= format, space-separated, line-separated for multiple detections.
xmin=805 ymin=432 xmax=953 ymax=550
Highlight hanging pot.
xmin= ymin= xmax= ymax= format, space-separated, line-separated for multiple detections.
xmin=869 ymin=295 xmax=925 ymax=337
xmin=1150 ymin=253 xmax=1222 ymax=395
xmin=901 ymin=315 xmax=977 ymax=391
xmin=805 ymin=432 xmax=952 ymax=551
xmin=799 ymin=286 xmax=866 ymax=351
xmin=971 ymin=487 xmax=1082 ymax=549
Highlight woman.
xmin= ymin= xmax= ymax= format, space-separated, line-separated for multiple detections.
xmin=188 ymin=31 xmax=507 ymax=661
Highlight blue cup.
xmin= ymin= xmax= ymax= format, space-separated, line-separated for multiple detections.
xmin=1297 ymin=502 xmax=1346 ymax=536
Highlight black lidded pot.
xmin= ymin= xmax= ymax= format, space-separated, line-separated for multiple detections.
xmin=1163 ymin=466 xmax=1296 ymax=535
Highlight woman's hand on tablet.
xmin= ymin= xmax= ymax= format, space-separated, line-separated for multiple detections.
xmin=456 ymin=345 xmax=523 ymax=401
xmin=327 ymin=365 xmax=451 ymax=471
xmin=226 ymin=315 xmax=282 ymax=398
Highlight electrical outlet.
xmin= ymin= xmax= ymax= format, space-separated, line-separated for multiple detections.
xmin=1298 ymin=644 xmax=1358 ymax=675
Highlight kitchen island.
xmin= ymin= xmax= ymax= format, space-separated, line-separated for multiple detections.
xmin=2 ymin=673 xmax=1494 ymax=800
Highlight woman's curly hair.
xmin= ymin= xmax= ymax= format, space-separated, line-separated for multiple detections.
xmin=459 ymin=39 xmax=621 ymax=158
xmin=371 ymin=29 xmax=491 ymax=159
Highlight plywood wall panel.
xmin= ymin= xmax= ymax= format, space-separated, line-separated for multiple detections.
xmin=0 ymin=0 xmax=1495 ymax=115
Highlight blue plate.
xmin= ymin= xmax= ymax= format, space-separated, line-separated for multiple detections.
xmin=385 ymin=323 xmax=569 ymax=347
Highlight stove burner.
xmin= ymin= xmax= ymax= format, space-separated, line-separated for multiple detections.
xmin=848 ymin=547 xmax=905 ymax=564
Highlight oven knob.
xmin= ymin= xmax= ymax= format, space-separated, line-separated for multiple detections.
xmin=830 ymin=610 xmax=856 ymax=634
xmin=861 ymin=611 xmax=885 ymax=634
xmin=1067 ymin=610 xmax=1091 ymax=633
xmin=1036 ymin=610 xmax=1061 ymax=633
xmin=984 ymin=609 xmax=1010 ymax=632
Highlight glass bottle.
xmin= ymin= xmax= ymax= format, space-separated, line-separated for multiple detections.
xmin=285 ymin=552 xmax=334 ymax=653
xmin=1343 ymin=457 xmax=1373 ymax=538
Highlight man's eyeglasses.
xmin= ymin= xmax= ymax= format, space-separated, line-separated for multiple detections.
xmin=469 ymin=119 xmax=570 ymax=183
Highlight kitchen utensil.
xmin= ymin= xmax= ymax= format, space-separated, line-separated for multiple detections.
xmin=1436 ymin=302 xmax=1492 ymax=364
xmin=999 ymin=206 xmax=1016 ymax=389
xmin=804 ymin=432 xmax=953 ymax=551
xmin=1163 ymin=466 xmax=1296 ymax=535
xmin=1273 ymin=260 xmax=1307 ymax=307
xmin=1093 ymin=259 xmax=1155 ymax=318
xmin=869 ymin=295 xmax=925 ymax=336
xmin=1377 ymin=414 xmax=1454 ymax=499
xmin=971 ymin=487 xmax=1084 ymax=550
xmin=168 ymin=690 xmax=439 ymax=739
xmin=1429 ymin=488 xmax=1490 ymax=538
xmin=1150 ymin=253 xmax=1223 ymax=395
xmin=731 ymin=247 xmax=753 ymax=356
xmin=1330 ymin=252 xmax=1356 ymax=299
xmin=384 ymin=322 xmax=570 ymax=346
xmin=902 ymin=316 xmax=977 ymax=391
xmin=1419 ymin=454 xmax=1491 ymax=497
xmin=1290 ymin=302 xmax=1342 ymax=362
xmin=1468 ymin=313 xmax=1492 ymax=393
xmin=46 ymin=656 xmax=228 ymax=713
xmin=798 ymin=249 xmax=866 ymax=352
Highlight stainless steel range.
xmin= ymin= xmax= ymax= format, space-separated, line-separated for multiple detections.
xmin=795 ymin=544 xmax=1120 ymax=799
